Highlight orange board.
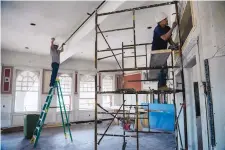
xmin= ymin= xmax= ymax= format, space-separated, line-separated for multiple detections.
xmin=124 ymin=73 xmax=141 ymax=91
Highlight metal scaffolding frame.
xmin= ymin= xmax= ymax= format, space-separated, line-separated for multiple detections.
xmin=94 ymin=1 xmax=187 ymax=150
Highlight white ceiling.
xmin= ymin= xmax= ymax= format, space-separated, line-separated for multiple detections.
xmin=1 ymin=1 xmax=174 ymax=67
xmin=1 ymin=1 xmax=101 ymax=54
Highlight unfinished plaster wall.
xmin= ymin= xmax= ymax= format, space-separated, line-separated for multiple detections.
xmin=173 ymin=1 xmax=225 ymax=150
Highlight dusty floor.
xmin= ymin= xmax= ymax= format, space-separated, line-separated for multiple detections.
xmin=1 ymin=123 xmax=176 ymax=150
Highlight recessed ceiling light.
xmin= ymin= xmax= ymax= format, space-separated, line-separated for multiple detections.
xmin=25 ymin=47 xmax=29 ymax=49
xmin=30 ymin=23 xmax=36 ymax=26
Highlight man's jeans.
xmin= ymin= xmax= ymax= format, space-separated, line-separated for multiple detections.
xmin=50 ymin=62 xmax=59 ymax=87
xmin=158 ymin=70 xmax=167 ymax=88
xmin=158 ymin=63 xmax=168 ymax=88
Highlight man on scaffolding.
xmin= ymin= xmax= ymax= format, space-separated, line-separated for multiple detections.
xmin=151 ymin=12 xmax=178 ymax=90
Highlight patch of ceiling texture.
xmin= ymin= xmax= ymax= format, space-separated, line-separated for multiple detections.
xmin=1 ymin=1 xmax=101 ymax=55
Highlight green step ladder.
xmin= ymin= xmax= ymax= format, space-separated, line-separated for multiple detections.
xmin=31 ymin=78 xmax=73 ymax=147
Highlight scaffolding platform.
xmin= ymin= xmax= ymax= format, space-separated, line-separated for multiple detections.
xmin=97 ymin=89 xmax=183 ymax=94
xmin=148 ymin=49 xmax=172 ymax=80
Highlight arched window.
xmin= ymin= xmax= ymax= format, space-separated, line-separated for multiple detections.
xmin=102 ymin=75 xmax=113 ymax=108
xmin=79 ymin=75 xmax=95 ymax=109
xmin=14 ymin=71 xmax=39 ymax=112
xmin=57 ymin=74 xmax=72 ymax=111
xmin=102 ymin=75 xmax=113 ymax=91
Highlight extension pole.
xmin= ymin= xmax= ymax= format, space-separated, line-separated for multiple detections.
xmin=58 ymin=1 xmax=105 ymax=50
xmin=171 ymin=50 xmax=179 ymax=149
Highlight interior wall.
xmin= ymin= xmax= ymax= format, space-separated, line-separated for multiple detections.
xmin=173 ymin=1 xmax=225 ymax=150
xmin=208 ymin=56 xmax=225 ymax=150
xmin=1 ymin=50 xmax=119 ymax=127
xmin=198 ymin=1 xmax=225 ymax=150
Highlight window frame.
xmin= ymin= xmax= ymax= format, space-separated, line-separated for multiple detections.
xmin=14 ymin=69 xmax=40 ymax=113
xmin=56 ymin=73 xmax=73 ymax=112
xmin=101 ymin=75 xmax=114 ymax=108
xmin=79 ymin=74 xmax=95 ymax=110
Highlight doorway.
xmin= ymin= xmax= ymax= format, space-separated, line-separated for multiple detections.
xmin=193 ymin=82 xmax=203 ymax=150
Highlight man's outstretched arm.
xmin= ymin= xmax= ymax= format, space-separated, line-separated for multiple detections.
xmin=51 ymin=38 xmax=55 ymax=50
xmin=160 ymin=22 xmax=177 ymax=41
xmin=59 ymin=43 xmax=65 ymax=53
xmin=169 ymin=37 xmax=176 ymax=46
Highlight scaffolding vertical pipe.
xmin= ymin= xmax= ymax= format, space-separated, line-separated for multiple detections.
xmin=136 ymin=93 xmax=139 ymax=150
xmin=145 ymin=45 xmax=148 ymax=75
xmin=94 ymin=10 xmax=98 ymax=150
xmin=153 ymin=94 xmax=155 ymax=103
xmin=175 ymin=2 xmax=188 ymax=149
xmin=132 ymin=10 xmax=137 ymax=68
xmin=148 ymin=102 xmax=150 ymax=132
xmin=122 ymin=42 xmax=126 ymax=147
xmin=171 ymin=51 xmax=179 ymax=149
xmin=158 ymin=93 xmax=160 ymax=103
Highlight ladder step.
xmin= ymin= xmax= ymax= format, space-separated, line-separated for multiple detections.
xmin=36 ymin=127 xmax=40 ymax=130
xmin=47 ymin=94 xmax=53 ymax=97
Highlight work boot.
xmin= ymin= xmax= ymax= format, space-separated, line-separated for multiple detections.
xmin=168 ymin=44 xmax=179 ymax=50
xmin=158 ymin=85 xmax=171 ymax=91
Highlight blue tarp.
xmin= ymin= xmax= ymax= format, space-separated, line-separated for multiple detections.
xmin=141 ymin=103 xmax=175 ymax=132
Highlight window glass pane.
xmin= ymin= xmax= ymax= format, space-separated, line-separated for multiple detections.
xmin=16 ymin=87 xmax=21 ymax=91
xmin=59 ymin=74 xmax=72 ymax=95
xmin=57 ymin=95 xmax=71 ymax=111
xmin=22 ymin=82 xmax=27 ymax=87
xmin=57 ymin=74 xmax=72 ymax=111
xmin=22 ymin=87 xmax=27 ymax=91
xmin=79 ymin=75 xmax=95 ymax=109
xmin=34 ymin=82 xmax=38 ymax=87
xmin=16 ymin=82 xmax=22 ymax=86
xmin=102 ymin=95 xmax=112 ymax=108
xmin=102 ymin=75 xmax=113 ymax=91
xmin=17 ymin=76 xmax=22 ymax=81
xmin=28 ymin=82 xmax=33 ymax=87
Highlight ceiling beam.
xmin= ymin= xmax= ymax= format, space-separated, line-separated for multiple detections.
xmin=60 ymin=1 xmax=128 ymax=63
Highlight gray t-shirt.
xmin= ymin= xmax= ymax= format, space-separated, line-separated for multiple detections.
xmin=50 ymin=46 xmax=60 ymax=64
